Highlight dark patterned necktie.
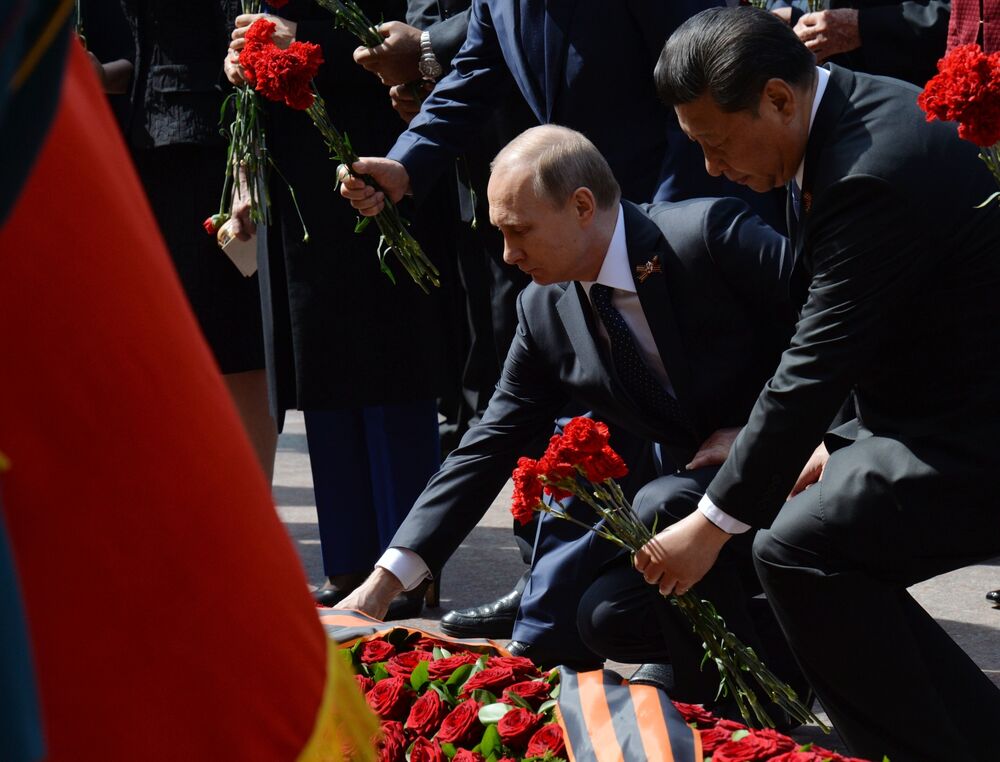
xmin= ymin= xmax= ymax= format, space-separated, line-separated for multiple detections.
xmin=589 ymin=283 xmax=691 ymax=431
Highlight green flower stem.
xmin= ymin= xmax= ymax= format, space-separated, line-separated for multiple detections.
xmin=314 ymin=0 xmax=384 ymax=47
xmin=305 ymin=89 xmax=440 ymax=291
xmin=533 ymin=472 xmax=829 ymax=732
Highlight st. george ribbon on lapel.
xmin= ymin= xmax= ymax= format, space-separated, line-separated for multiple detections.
xmin=634 ymin=255 xmax=662 ymax=284
xmin=802 ymin=190 xmax=812 ymax=215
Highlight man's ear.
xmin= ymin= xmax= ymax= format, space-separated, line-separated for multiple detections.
xmin=573 ymin=187 xmax=597 ymax=225
xmin=762 ymin=78 xmax=797 ymax=123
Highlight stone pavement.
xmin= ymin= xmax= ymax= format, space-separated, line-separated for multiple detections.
xmin=274 ymin=411 xmax=1000 ymax=754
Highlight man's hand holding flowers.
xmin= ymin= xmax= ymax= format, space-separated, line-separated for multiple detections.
xmin=353 ymin=20 xmax=422 ymax=85
xmin=231 ymin=13 xmax=298 ymax=53
xmin=633 ymin=510 xmax=731 ymax=597
xmin=338 ymin=158 xmax=412 ymax=215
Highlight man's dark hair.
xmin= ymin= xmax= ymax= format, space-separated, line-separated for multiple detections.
xmin=655 ymin=7 xmax=815 ymax=113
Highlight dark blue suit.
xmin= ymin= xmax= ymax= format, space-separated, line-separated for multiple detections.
xmin=389 ymin=0 xmax=784 ymax=224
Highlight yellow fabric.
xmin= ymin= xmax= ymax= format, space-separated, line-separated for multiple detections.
xmin=298 ymin=639 xmax=380 ymax=762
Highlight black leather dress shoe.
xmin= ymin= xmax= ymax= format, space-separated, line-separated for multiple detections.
xmin=987 ymin=589 xmax=1000 ymax=604
xmin=440 ymin=571 xmax=529 ymax=639
xmin=506 ymin=640 xmax=603 ymax=672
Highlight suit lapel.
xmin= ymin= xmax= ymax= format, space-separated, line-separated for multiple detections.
xmin=494 ymin=1 xmax=546 ymax=123
xmin=621 ymin=202 xmax=699 ymax=432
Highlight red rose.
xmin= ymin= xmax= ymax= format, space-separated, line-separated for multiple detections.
xmin=501 ymin=680 xmax=551 ymax=708
xmin=405 ymin=689 xmax=447 ymax=737
xmin=712 ymin=733 xmax=780 ymax=762
xmin=497 ymin=707 xmax=542 ymax=748
xmin=203 ymin=217 xmax=216 ymax=235
xmin=750 ymin=728 xmax=796 ymax=754
xmin=355 ymin=674 xmax=375 ymax=695
xmin=460 ymin=666 xmax=518 ymax=696
xmin=414 ymin=636 xmax=450 ymax=651
xmin=511 ymin=456 xmax=543 ymax=525
xmin=386 ymin=649 xmax=432 ymax=679
xmin=377 ymin=720 xmax=406 ymax=762
xmin=496 ymin=758 xmax=517 ymax=762
xmin=698 ymin=725 xmax=734 ymax=753
xmin=427 ymin=652 xmax=479 ymax=680
xmin=525 ymin=722 xmax=567 ymax=757
xmin=409 ymin=737 xmax=445 ymax=762
xmin=715 ymin=718 xmax=747 ymax=733
xmin=365 ymin=677 xmax=412 ymax=720
xmin=487 ymin=656 xmax=540 ymax=678
xmin=579 ymin=445 xmax=628 ymax=483
xmin=559 ymin=417 xmax=610 ymax=456
xmin=435 ymin=699 xmax=482 ymax=745
xmin=360 ymin=639 xmax=396 ymax=664
xmin=452 ymin=750 xmax=484 ymax=762
xmin=768 ymin=753 xmax=828 ymax=762
xmin=673 ymin=701 xmax=718 ymax=728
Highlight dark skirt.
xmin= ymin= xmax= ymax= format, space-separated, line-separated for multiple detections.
xmin=132 ymin=144 xmax=265 ymax=374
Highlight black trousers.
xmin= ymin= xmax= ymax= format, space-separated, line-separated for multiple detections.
xmin=753 ymin=433 xmax=1000 ymax=762
xmin=577 ymin=466 xmax=806 ymax=710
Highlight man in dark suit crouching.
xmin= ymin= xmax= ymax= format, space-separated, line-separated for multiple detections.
xmin=340 ymin=124 xmax=799 ymax=700
xmin=639 ymin=8 xmax=1000 ymax=760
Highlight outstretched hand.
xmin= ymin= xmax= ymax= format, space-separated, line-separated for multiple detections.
xmin=633 ymin=510 xmax=731 ymax=597
xmin=337 ymin=158 xmax=411 ymax=216
xmin=686 ymin=426 xmax=742 ymax=470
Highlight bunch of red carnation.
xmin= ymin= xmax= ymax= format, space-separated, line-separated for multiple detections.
xmin=919 ymin=44 xmax=1000 ymax=147
xmin=510 ymin=417 xmax=628 ymax=525
xmin=672 ymin=702 xmax=870 ymax=762
xmin=238 ymin=18 xmax=324 ymax=111
xmin=346 ymin=630 xmax=567 ymax=761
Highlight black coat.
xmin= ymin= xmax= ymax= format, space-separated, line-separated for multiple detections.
xmin=260 ymin=0 xmax=447 ymax=412
xmin=391 ymin=198 xmax=794 ymax=572
xmin=708 ymin=64 xmax=1000 ymax=528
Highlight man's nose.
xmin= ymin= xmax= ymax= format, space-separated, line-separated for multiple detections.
xmin=502 ymin=240 xmax=523 ymax=265
xmin=704 ymin=152 xmax=726 ymax=178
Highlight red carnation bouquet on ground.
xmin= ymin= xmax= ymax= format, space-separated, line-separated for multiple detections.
xmin=919 ymin=43 xmax=1000 ymax=204
xmin=237 ymin=17 xmax=440 ymax=292
xmin=675 ymin=702 xmax=871 ymax=762
xmin=345 ymin=629 xmax=568 ymax=761
xmin=511 ymin=418 xmax=827 ymax=732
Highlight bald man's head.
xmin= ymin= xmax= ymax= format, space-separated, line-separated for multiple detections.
xmin=491 ymin=125 xmax=621 ymax=210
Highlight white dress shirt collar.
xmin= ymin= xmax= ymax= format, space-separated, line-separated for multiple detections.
xmin=581 ymin=204 xmax=630 ymax=295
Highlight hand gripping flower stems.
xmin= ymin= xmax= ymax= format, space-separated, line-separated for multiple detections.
xmin=510 ymin=417 xmax=829 ymax=732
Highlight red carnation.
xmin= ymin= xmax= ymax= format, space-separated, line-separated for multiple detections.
xmin=427 ymin=652 xmax=479 ymax=680
xmin=460 ymin=666 xmax=518 ymax=696
xmin=579 ymin=445 xmax=628 ymax=482
xmin=376 ymin=721 xmax=406 ymax=762
xmin=672 ymin=701 xmax=718 ymax=728
xmin=243 ymin=18 xmax=277 ymax=48
xmin=436 ymin=699 xmax=482 ymax=745
xmin=365 ymin=676 xmax=412 ymax=720
xmin=405 ymin=690 xmax=448 ymax=737
xmin=525 ymin=722 xmax=567 ymax=757
xmin=501 ymin=680 xmax=551 ymax=708
xmin=698 ymin=725 xmax=735 ymax=754
xmin=359 ymin=639 xmax=396 ymax=664
xmin=511 ymin=456 xmax=544 ymax=525
xmin=355 ymin=674 xmax=375 ymax=695
xmin=497 ymin=707 xmax=542 ymax=748
xmin=452 ymin=751 xmax=484 ymax=762
xmin=238 ymin=19 xmax=324 ymax=111
xmin=486 ymin=656 xmax=540 ymax=678
xmin=919 ymin=44 xmax=1000 ymax=146
xmin=409 ymin=737 xmax=446 ymax=762
xmin=559 ymin=417 xmax=610 ymax=456
xmin=385 ymin=649 xmax=432 ymax=679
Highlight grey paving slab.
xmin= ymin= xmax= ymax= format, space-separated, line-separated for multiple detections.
xmin=273 ymin=410 xmax=1000 ymax=755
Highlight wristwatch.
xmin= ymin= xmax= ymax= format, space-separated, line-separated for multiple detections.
xmin=418 ymin=30 xmax=443 ymax=81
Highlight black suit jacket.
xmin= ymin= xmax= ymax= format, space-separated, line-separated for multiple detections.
xmin=392 ymin=199 xmax=793 ymax=571
xmin=707 ymin=64 xmax=1000 ymax=528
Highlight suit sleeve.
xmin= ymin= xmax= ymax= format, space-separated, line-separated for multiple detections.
xmin=388 ymin=292 xmax=569 ymax=573
xmin=705 ymin=176 xmax=933 ymax=527
xmin=855 ymin=0 xmax=949 ymax=83
xmin=387 ymin=0 xmax=516 ymax=196
xmin=702 ymin=197 xmax=793 ymax=323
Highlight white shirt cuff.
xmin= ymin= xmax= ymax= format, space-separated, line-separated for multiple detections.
xmin=698 ymin=494 xmax=752 ymax=534
xmin=377 ymin=547 xmax=431 ymax=591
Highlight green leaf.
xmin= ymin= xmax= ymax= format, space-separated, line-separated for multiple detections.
xmin=428 ymin=681 xmax=455 ymax=705
xmin=537 ymin=699 xmax=558 ymax=715
xmin=433 ymin=647 xmax=445 ymax=661
xmin=479 ymin=724 xmax=501 ymax=758
xmin=410 ymin=660 xmax=430 ymax=692
xmin=440 ymin=647 xmax=452 ymax=659
xmin=471 ymin=689 xmax=498 ymax=705
xmin=371 ymin=663 xmax=389 ymax=682
xmin=355 ymin=215 xmax=372 ymax=233
xmin=445 ymin=664 xmax=475 ymax=689
xmin=731 ymin=729 xmax=751 ymax=741
xmin=440 ymin=742 xmax=457 ymax=759
xmin=504 ymin=690 xmax=532 ymax=710
xmin=549 ymin=683 xmax=561 ymax=700
xmin=478 ymin=702 xmax=515 ymax=725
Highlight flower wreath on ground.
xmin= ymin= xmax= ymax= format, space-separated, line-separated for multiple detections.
xmin=344 ymin=628 xmax=566 ymax=762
